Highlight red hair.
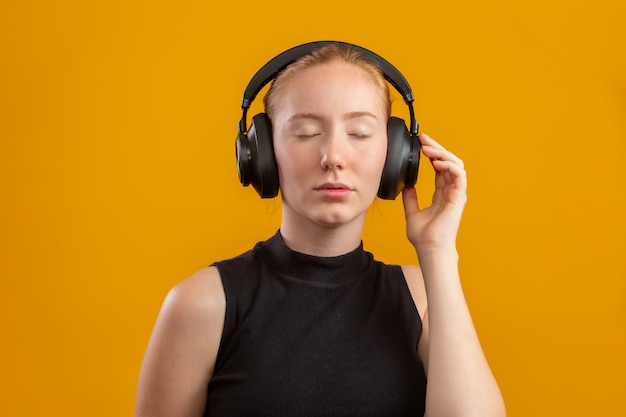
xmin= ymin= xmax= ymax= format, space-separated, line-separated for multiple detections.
xmin=263 ymin=44 xmax=391 ymax=121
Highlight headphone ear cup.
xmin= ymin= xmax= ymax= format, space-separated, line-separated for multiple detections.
xmin=236 ymin=132 xmax=253 ymax=187
xmin=237 ymin=113 xmax=279 ymax=198
xmin=378 ymin=117 xmax=421 ymax=200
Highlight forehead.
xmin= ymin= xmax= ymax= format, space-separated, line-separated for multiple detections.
xmin=273 ymin=61 xmax=387 ymax=116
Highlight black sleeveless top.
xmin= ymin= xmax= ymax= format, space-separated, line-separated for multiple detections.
xmin=206 ymin=231 xmax=426 ymax=416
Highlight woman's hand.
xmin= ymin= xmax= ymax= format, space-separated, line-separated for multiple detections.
xmin=403 ymin=134 xmax=506 ymax=417
xmin=402 ymin=133 xmax=467 ymax=254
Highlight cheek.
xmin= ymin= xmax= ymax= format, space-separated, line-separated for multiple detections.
xmin=274 ymin=146 xmax=310 ymax=187
xmin=363 ymin=139 xmax=388 ymax=177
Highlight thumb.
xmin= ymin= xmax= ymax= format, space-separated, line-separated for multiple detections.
xmin=402 ymin=187 xmax=420 ymax=219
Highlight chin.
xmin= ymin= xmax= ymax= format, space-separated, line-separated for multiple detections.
xmin=310 ymin=208 xmax=366 ymax=228
xmin=283 ymin=196 xmax=370 ymax=229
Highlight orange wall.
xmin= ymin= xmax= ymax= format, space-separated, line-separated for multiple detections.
xmin=1 ymin=1 xmax=624 ymax=415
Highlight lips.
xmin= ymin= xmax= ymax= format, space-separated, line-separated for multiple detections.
xmin=315 ymin=183 xmax=353 ymax=198
xmin=318 ymin=182 xmax=350 ymax=190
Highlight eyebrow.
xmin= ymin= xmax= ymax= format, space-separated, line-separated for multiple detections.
xmin=287 ymin=113 xmax=324 ymax=122
xmin=344 ymin=111 xmax=379 ymax=121
xmin=287 ymin=111 xmax=379 ymax=122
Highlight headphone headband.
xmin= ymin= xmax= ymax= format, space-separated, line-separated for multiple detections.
xmin=238 ymin=41 xmax=418 ymax=135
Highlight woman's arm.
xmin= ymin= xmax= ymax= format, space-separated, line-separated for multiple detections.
xmin=402 ymin=133 xmax=505 ymax=417
xmin=135 ymin=267 xmax=226 ymax=417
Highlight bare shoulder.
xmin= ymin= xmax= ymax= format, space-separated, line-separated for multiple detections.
xmin=400 ymin=264 xmax=427 ymax=320
xmin=147 ymin=266 xmax=226 ymax=374
xmin=164 ymin=266 xmax=226 ymax=321
xmin=157 ymin=267 xmax=227 ymax=360
xmin=136 ymin=267 xmax=225 ymax=417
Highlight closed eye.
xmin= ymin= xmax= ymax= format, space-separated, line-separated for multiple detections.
xmin=348 ymin=132 xmax=372 ymax=139
xmin=295 ymin=133 xmax=321 ymax=139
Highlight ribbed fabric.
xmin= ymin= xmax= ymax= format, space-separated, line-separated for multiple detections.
xmin=206 ymin=231 xmax=426 ymax=416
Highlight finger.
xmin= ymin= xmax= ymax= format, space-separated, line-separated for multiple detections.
xmin=419 ymin=133 xmax=451 ymax=153
xmin=419 ymin=132 xmax=464 ymax=167
xmin=432 ymin=159 xmax=466 ymax=179
xmin=421 ymin=145 xmax=464 ymax=169
xmin=432 ymin=160 xmax=467 ymax=190
xmin=418 ymin=132 xmax=442 ymax=148
xmin=402 ymin=187 xmax=420 ymax=215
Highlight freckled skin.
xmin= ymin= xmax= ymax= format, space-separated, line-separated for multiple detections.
xmin=271 ymin=61 xmax=388 ymax=241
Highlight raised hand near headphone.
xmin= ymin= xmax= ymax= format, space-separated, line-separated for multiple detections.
xmin=402 ymin=133 xmax=467 ymax=256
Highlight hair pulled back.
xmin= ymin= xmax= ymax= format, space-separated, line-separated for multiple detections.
xmin=263 ymin=44 xmax=391 ymax=121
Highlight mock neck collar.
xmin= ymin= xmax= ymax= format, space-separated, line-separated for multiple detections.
xmin=260 ymin=230 xmax=372 ymax=286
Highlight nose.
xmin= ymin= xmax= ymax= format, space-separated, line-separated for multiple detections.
xmin=320 ymin=132 xmax=346 ymax=170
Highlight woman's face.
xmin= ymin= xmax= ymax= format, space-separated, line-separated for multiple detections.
xmin=271 ymin=60 xmax=388 ymax=229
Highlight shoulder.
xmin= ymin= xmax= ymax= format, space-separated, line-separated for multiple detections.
xmin=150 ymin=266 xmax=226 ymax=363
xmin=135 ymin=267 xmax=226 ymax=416
xmin=161 ymin=266 xmax=226 ymax=332
xmin=168 ymin=266 xmax=225 ymax=305
xmin=146 ymin=266 xmax=226 ymax=378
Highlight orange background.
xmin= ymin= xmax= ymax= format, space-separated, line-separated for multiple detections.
xmin=1 ymin=1 xmax=624 ymax=416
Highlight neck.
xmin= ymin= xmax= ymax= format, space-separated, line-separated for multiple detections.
xmin=280 ymin=215 xmax=365 ymax=257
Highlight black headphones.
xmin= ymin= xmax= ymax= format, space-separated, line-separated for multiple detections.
xmin=235 ymin=41 xmax=420 ymax=200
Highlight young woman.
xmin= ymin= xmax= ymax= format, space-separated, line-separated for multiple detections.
xmin=135 ymin=43 xmax=506 ymax=417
